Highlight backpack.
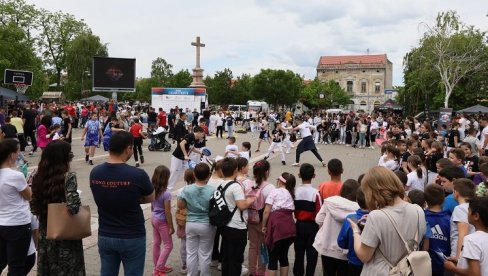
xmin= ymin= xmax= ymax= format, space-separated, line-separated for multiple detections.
xmin=208 ymin=181 xmax=239 ymax=227
xmin=244 ymin=180 xmax=268 ymax=224
xmin=379 ymin=209 xmax=432 ymax=276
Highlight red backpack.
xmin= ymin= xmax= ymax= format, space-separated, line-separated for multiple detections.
xmin=244 ymin=180 xmax=269 ymax=224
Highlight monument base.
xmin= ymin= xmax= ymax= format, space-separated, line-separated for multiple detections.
xmin=190 ymin=67 xmax=206 ymax=88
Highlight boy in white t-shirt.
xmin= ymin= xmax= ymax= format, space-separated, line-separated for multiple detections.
xmin=445 ymin=196 xmax=488 ymax=275
xmin=224 ymin=137 xmax=239 ymax=158
xmin=450 ymin=179 xmax=476 ymax=258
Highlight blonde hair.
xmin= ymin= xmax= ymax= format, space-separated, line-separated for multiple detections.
xmin=361 ymin=167 xmax=405 ymax=210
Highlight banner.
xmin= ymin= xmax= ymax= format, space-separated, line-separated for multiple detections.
xmin=438 ymin=108 xmax=453 ymax=128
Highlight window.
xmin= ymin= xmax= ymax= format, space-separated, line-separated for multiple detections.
xmin=347 ymin=81 xmax=353 ymax=93
xmin=375 ymin=82 xmax=381 ymax=93
xmin=361 ymin=81 xmax=367 ymax=93
xmin=374 ymin=101 xmax=381 ymax=106
xmin=360 ymin=101 xmax=367 ymax=106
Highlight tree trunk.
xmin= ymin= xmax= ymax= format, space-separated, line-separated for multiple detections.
xmin=444 ymin=87 xmax=452 ymax=108
xmin=56 ymin=68 xmax=62 ymax=89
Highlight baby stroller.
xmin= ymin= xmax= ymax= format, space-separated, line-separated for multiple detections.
xmin=148 ymin=127 xmax=171 ymax=152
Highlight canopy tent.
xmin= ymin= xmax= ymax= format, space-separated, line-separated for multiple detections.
xmin=375 ymin=99 xmax=403 ymax=111
xmin=41 ymin=91 xmax=65 ymax=103
xmin=80 ymin=95 xmax=110 ymax=103
xmin=0 ymin=87 xmax=30 ymax=101
xmin=457 ymin=104 xmax=488 ymax=114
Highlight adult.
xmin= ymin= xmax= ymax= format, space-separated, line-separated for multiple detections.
xmin=216 ymin=111 xmax=224 ymax=139
xmin=349 ymin=167 xmax=426 ymax=276
xmin=0 ymin=139 xmax=32 ymax=275
xmin=177 ymin=163 xmax=216 ymax=276
xmin=90 ymin=132 xmax=155 ymax=276
xmin=147 ymin=107 xmax=158 ymax=128
xmin=22 ymin=104 xmax=38 ymax=155
xmin=36 ymin=115 xmax=54 ymax=151
xmin=157 ymin=108 xmax=167 ymax=129
xmin=30 ymin=140 xmax=85 ymax=276
xmin=255 ymin=115 xmax=269 ymax=152
xmin=173 ymin=113 xmax=189 ymax=143
xmin=292 ymin=115 xmax=327 ymax=167
xmin=167 ymin=127 xmax=206 ymax=190
xmin=10 ymin=111 xmax=26 ymax=154
xmin=129 ymin=118 xmax=146 ymax=167
xmin=61 ymin=110 xmax=72 ymax=143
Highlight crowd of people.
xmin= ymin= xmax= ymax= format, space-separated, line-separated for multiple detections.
xmin=1 ymin=99 xmax=488 ymax=276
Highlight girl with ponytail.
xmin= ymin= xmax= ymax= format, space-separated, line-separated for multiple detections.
xmin=405 ymin=155 xmax=427 ymax=192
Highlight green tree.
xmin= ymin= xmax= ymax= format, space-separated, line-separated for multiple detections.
xmin=252 ymin=69 xmax=303 ymax=110
xmin=168 ymin=69 xmax=192 ymax=87
xmin=232 ymin=74 xmax=253 ymax=105
xmin=64 ymin=32 xmax=108 ymax=99
xmin=0 ymin=0 xmax=39 ymax=41
xmin=0 ymin=23 xmax=45 ymax=97
xmin=301 ymin=78 xmax=351 ymax=109
xmin=151 ymin=57 xmax=173 ymax=86
xmin=205 ymin=68 xmax=233 ymax=105
xmin=420 ymin=11 xmax=488 ymax=108
xmin=37 ymin=10 xmax=89 ymax=89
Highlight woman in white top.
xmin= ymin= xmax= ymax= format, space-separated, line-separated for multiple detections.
xmin=349 ymin=167 xmax=426 ymax=276
xmin=0 ymin=139 xmax=32 ymax=275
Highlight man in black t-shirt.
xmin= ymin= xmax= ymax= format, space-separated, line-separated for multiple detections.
xmin=1 ymin=117 xmax=17 ymax=138
xmin=147 ymin=107 xmax=157 ymax=128
xmin=168 ymin=126 xmax=206 ymax=190
xmin=173 ymin=113 xmax=189 ymax=143
xmin=22 ymin=104 xmax=38 ymax=153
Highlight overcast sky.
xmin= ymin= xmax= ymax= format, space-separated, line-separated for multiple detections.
xmin=27 ymin=0 xmax=487 ymax=86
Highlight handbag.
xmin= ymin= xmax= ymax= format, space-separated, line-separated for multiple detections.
xmin=46 ymin=173 xmax=91 ymax=240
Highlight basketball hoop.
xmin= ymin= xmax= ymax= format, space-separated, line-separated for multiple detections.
xmin=15 ymin=83 xmax=28 ymax=94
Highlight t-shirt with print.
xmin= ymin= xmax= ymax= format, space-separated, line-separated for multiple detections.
xmin=265 ymin=187 xmax=294 ymax=212
xmin=178 ymin=184 xmax=215 ymax=223
xmin=220 ymin=181 xmax=247 ymax=229
xmin=152 ymin=191 xmax=171 ymax=221
xmin=90 ymin=163 xmax=154 ymax=239
xmin=85 ymin=120 xmax=100 ymax=140
xmin=457 ymin=231 xmax=488 ymax=274
xmin=0 ymin=168 xmax=31 ymax=226
xmin=450 ymin=203 xmax=476 ymax=256
xmin=360 ymin=203 xmax=426 ymax=276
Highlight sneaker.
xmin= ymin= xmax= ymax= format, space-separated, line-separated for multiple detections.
xmin=241 ymin=265 xmax=249 ymax=276
xmin=140 ymin=155 xmax=144 ymax=164
xmin=89 ymin=160 xmax=94 ymax=165
xmin=135 ymin=163 xmax=140 ymax=167
xmin=291 ymin=163 xmax=300 ymax=167
xmin=85 ymin=155 xmax=89 ymax=162
xmin=322 ymin=161 xmax=327 ymax=167
xmin=370 ymin=146 xmax=375 ymax=149
xmin=162 ymin=266 xmax=173 ymax=273
xmin=255 ymin=149 xmax=260 ymax=152
xmin=263 ymin=156 xmax=268 ymax=161
xmin=217 ymin=263 xmax=222 ymax=271
xmin=180 ymin=266 xmax=187 ymax=274
xmin=282 ymin=161 xmax=286 ymax=165
xmin=153 ymin=271 xmax=166 ymax=276
xmin=285 ymin=150 xmax=290 ymax=154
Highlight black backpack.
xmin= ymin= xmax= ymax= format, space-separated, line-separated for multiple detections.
xmin=209 ymin=181 xmax=238 ymax=227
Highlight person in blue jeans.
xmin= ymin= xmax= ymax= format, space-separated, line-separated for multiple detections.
xmin=90 ymin=132 xmax=155 ymax=276
xmin=337 ymin=188 xmax=369 ymax=276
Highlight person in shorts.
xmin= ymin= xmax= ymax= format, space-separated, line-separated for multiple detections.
xmin=81 ymin=113 xmax=103 ymax=165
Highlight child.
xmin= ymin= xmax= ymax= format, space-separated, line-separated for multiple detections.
xmin=378 ymin=144 xmax=401 ymax=171
xmin=207 ymin=160 xmax=225 ymax=268
xmin=239 ymin=141 xmax=251 ymax=161
xmin=224 ymin=136 xmax=239 ymax=158
xmin=293 ymin=163 xmax=322 ymax=276
xmin=444 ymin=196 xmax=488 ymax=275
xmin=408 ymin=189 xmax=426 ymax=208
xmin=450 ymin=179 xmax=476 ymax=258
xmin=177 ymin=163 xmax=215 ymax=276
xmin=473 ymin=156 xmax=488 ymax=185
xmin=433 ymin=158 xmax=455 ymax=185
xmin=396 ymin=139 xmax=407 ymax=156
xmin=423 ymin=184 xmax=451 ymax=276
xmin=449 ymin=148 xmax=467 ymax=177
xmin=438 ymin=167 xmax=466 ymax=215
xmin=406 ymin=155 xmax=427 ymax=192
xmin=51 ymin=124 xmax=62 ymax=140
xmin=261 ymin=172 xmax=297 ymax=276
xmin=264 ymin=122 xmax=286 ymax=165
xmin=462 ymin=128 xmax=481 ymax=157
xmin=338 ymin=188 xmax=369 ymax=276
xmin=236 ymin=157 xmax=249 ymax=184
xmin=401 ymin=139 xmax=418 ymax=173
xmin=460 ymin=142 xmax=480 ymax=179
xmin=244 ymin=160 xmax=275 ymax=276
xmin=314 ymin=179 xmax=360 ymax=276
xmin=151 ymin=165 xmax=174 ymax=275
xmin=319 ymin=158 xmax=344 ymax=200
xmin=476 ymin=163 xmax=488 ymax=196
xmin=426 ymin=141 xmax=445 ymax=184
xmin=175 ymin=169 xmax=195 ymax=274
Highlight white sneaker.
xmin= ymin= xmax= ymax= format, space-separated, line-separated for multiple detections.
xmin=370 ymin=146 xmax=375 ymax=149
xmin=217 ymin=263 xmax=222 ymax=271
xmin=291 ymin=163 xmax=300 ymax=167
xmin=286 ymin=150 xmax=290 ymax=154
xmin=241 ymin=265 xmax=249 ymax=276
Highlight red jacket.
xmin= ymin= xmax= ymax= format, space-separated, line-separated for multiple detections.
xmin=265 ymin=209 xmax=296 ymax=251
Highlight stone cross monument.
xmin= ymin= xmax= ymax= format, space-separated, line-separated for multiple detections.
xmin=189 ymin=36 xmax=206 ymax=88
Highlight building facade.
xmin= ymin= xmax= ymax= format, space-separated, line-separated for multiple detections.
xmin=316 ymin=54 xmax=393 ymax=112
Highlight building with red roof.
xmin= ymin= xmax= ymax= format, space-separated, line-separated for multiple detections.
xmin=316 ymin=54 xmax=393 ymax=112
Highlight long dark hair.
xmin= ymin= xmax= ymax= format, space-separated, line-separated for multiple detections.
xmin=31 ymin=140 xmax=73 ymax=221
xmin=282 ymin=172 xmax=296 ymax=199
xmin=253 ymin=160 xmax=270 ymax=186
xmin=152 ymin=165 xmax=170 ymax=198
xmin=40 ymin=115 xmax=52 ymax=129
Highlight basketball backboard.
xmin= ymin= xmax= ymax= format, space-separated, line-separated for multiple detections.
xmin=4 ymin=69 xmax=33 ymax=86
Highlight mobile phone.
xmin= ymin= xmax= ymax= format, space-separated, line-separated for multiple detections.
xmin=435 ymin=251 xmax=448 ymax=260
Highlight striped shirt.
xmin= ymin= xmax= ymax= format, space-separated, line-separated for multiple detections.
xmin=294 ymin=184 xmax=322 ymax=221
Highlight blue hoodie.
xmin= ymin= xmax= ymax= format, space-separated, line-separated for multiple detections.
xmin=337 ymin=209 xmax=369 ymax=266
